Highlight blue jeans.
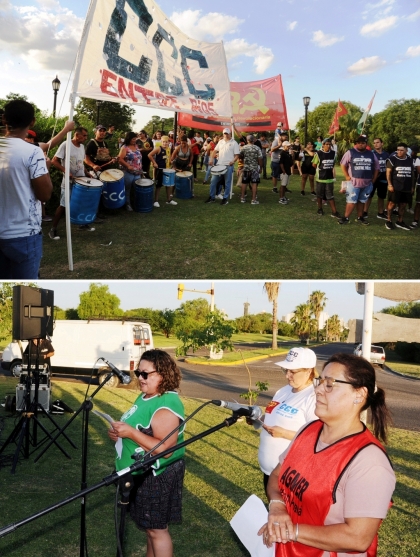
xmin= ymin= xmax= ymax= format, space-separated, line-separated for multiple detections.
xmin=124 ymin=172 xmax=141 ymax=202
xmin=205 ymin=158 xmax=218 ymax=182
xmin=210 ymin=165 xmax=234 ymax=199
xmin=345 ymin=182 xmax=373 ymax=204
xmin=0 ymin=233 xmax=43 ymax=279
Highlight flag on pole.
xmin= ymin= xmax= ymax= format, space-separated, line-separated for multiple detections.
xmin=337 ymin=99 xmax=348 ymax=118
xmin=73 ymin=0 xmax=232 ymax=118
xmin=328 ymin=110 xmax=339 ymax=135
xmin=357 ymin=91 xmax=376 ymax=134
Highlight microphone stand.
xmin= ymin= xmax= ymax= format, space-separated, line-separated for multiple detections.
xmin=33 ymin=369 xmax=124 ymax=557
xmin=0 ymin=411 xmax=242 ymax=555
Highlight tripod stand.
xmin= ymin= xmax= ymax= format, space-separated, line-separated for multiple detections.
xmin=0 ymin=339 xmax=72 ymax=473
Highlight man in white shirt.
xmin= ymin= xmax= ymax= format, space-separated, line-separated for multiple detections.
xmin=0 ymin=100 xmax=52 ymax=278
xmin=205 ymin=127 xmax=240 ymax=205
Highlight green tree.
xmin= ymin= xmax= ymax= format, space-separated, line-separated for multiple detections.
xmin=278 ymin=321 xmax=295 ymax=337
xmin=290 ymin=303 xmax=317 ymax=343
xmin=381 ymin=301 xmax=420 ymax=318
xmin=159 ymin=309 xmax=177 ymax=338
xmin=309 ymin=290 xmax=327 ymax=342
xmin=322 ymin=314 xmax=342 ymax=341
xmin=175 ymin=311 xmax=234 ymax=356
xmin=264 ymin=282 xmax=280 ymax=349
xmin=77 ymin=283 xmax=124 ymax=319
xmin=143 ymin=115 xmax=175 ymax=137
xmin=124 ymin=308 xmax=162 ymax=330
xmin=370 ymin=99 xmax=420 ymax=151
xmin=174 ymin=298 xmax=210 ymax=335
xmin=74 ymin=98 xmax=135 ymax=133
xmin=65 ymin=308 xmax=80 ymax=320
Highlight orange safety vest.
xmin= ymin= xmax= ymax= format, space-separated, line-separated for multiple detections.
xmin=276 ymin=420 xmax=392 ymax=557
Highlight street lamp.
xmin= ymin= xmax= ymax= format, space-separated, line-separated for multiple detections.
xmin=96 ymin=100 xmax=103 ymax=126
xmin=303 ymin=96 xmax=310 ymax=146
xmin=52 ymin=75 xmax=61 ymax=117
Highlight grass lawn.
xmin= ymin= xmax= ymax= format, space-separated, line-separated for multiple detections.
xmin=39 ymin=165 xmax=420 ymax=279
xmin=0 ymin=378 xmax=418 ymax=557
xmin=386 ymin=350 xmax=420 ymax=378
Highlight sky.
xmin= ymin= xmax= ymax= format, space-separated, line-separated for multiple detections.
xmin=33 ymin=280 xmax=401 ymax=322
xmin=1 ymin=0 xmax=419 ymax=129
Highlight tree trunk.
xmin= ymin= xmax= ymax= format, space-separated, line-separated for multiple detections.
xmin=272 ymin=299 xmax=278 ymax=349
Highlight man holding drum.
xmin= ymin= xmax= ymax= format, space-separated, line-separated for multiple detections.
xmin=49 ymin=127 xmax=92 ymax=240
xmin=84 ymin=124 xmax=117 ymax=174
xmin=205 ymin=127 xmax=240 ymax=205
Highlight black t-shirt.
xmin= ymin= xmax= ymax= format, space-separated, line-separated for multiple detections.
xmin=386 ymin=155 xmax=414 ymax=192
xmin=23 ymin=339 xmax=54 ymax=366
xmin=136 ymin=137 xmax=153 ymax=166
xmin=373 ymin=150 xmax=390 ymax=182
xmin=85 ymin=139 xmax=112 ymax=166
xmin=279 ymin=150 xmax=293 ymax=175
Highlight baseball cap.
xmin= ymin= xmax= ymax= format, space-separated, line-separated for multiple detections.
xmin=246 ymin=134 xmax=255 ymax=142
xmin=27 ymin=130 xmax=37 ymax=138
xmin=222 ymin=127 xmax=231 ymax=134
xmin=355 ymin=135 xmax=367 ymax=143
xmin=95 ymin=124 xmax=106 ymax=131
xmin=169 ymin=131 xmax=174 ymax=135
xmin=322 ymin=137 xmax=332 ymax=144
xmin=282 ymin=140 xmax=291 ymax=147
xmin=275 ymin=348 xmax=317 ymax=370
xmin=277 ymin=122 xmax=283 ymax=127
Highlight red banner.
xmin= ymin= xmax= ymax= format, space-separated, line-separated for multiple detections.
xmin=178 ymin=75 xmax=289 ymax=133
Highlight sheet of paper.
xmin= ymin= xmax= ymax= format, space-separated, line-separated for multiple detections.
xmin=230 ymin=494 xmax=275 ymax=557
xmin=92 ymin=410 xmax=122 ymax=458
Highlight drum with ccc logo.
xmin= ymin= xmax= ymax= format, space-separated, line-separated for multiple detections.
xmin=70 ymin=177 xmax=103 ymax=225
xmin=100 ymin=169 xmax=126 ymax=209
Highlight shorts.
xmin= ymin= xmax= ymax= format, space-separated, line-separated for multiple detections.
xmin=242 ymin=169 xmax=260 ymax=184
xmin=316 ymin=181 xmax=334 ymax=200
xmin=271 ymin=161 xmax=281 ymax=179
xmin=280 ymin=173 xmax=291 ymax=187
xmin=301 ymin=165 xmax=315 ymax=176
xmin=369 ymin=180 xmax=387 ymax=200
xmin=130 ymin=459 xmax=185 ymax=530
xmin=388 ymin=190 xmax=412 ymax=205
xmin=60 ymin=184 xmax=73 ymax=207
xmin=345 ymin=182 xmax=373 ymax=204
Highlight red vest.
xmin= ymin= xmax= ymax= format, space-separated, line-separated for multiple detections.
xmin=276 ymin=420 xmax=390 ymax=557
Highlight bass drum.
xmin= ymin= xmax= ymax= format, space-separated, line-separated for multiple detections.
xmin=100 ymin=169 xmax=126 ymax=209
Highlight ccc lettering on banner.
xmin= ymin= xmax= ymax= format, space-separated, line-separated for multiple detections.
xmin=103 ymin=0 xmax=215 ymax=99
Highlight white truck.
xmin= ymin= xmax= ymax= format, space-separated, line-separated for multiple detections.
xmin=1 ymin=319 xmax=154 ymax=388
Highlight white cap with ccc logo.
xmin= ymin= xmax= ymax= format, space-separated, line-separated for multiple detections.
xmin=275 ymin=347 xmax=317 ymax=369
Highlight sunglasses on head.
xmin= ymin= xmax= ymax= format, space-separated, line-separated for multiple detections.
xmin=134 ymin=369 xmax=158 ymax=379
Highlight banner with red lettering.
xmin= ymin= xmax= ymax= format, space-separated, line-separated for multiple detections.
xmin=178 ymin=76 xmax=288 ymax=132
xmin=73 ymin=0 xmax=232 ymax=118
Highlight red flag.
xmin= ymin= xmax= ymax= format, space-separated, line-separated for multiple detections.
xmin=337 ymin=99 xmax=348 ymax=118
xmin=329 ymin=110 xmax=339 ymax=134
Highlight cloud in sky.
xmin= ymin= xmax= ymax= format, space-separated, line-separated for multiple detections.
xmin=406 ymin=45 xmax=420 ymax=57
xmin=0 ymin=1 xmax=83 ymax=70
xmin=360 ymin=16 xmax=397 ymax=36
xmin=170 ymin=9 xmax=243 ymax=42
xmin=406 ymin=8 xmax=420 ymax=21
xmin=312 ymin=30 xmax=344 ymax=47
xmin=362 ymin=0 xmax=395 ymax=18
xmin=287 ymin=21 xmax=297 ymax=31
xmin=224 ymin=38 xmax=274 ymax=74
xmin=347 ymin=56 xmax=387 ymax=75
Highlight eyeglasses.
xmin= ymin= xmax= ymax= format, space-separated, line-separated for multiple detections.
xmin=313 ymin=376 xmax=354 ymax=392
xmin=281 ymin=368 xmax=307 ymax=376
xmin=134 ymin=369 xmax=158 ymax=379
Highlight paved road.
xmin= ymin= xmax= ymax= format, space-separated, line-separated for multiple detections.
xmin=175 ymin=343 xmax=420 ymax=433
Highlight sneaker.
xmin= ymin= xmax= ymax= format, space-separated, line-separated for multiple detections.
xmin=356 ymin=216 xmax=369 ymax=226
xmin=317 ymin=208 xmax=324 ymax=215
xmin=395 ymin=221 xmax=411 ymax=230
xmin=125 ymin=203 xmax=133 ymax=212
xmin=385 ymin=221 xmax=395 ymax=230
xmin=323 ymin=201 xmax=328 ymax=206
xmin=278 ymin=198 xmax=289 ymax=205
xmin=338 ymin=217 xmax=350 ymax=225
xmin=377 ymin=212 xmax=387 ymax=220
xmin=363 ymin=211 xmax=368 ymax=219
xmin=48 ymin=228 xmax=60 ymax=240
xmin=272 ymin=187 xmax=278 ymax=193
xmin=240 ymin=198 xmax=246 ymax=203
xmin=410 ymin=220 xmax=418 ymax=228
xmin=205 ymin=196 xmax=215 ymax=203
xmin=153 ymin=202 xmax=160 ymax=208
xmin=285 ymin=187 xmax=292 ymax=193
xmin=166 ymin=200 xmax=178 ymax=205
xmin=392 ymin=209 xmax=399 ymax=215
xmin=331 ymin=212 xmax=341 ymax=219
xmin=220 ymin=198 xmax=229 ymax=205
xmin=216 ymin=194 xmax=223 ymax=200
xmin=78 ymin=224 xmax=95 ymax=231
xmin=251 ymin=200 xmax=260 ymax=205
xmin=311 ymin=191 xmax=316 ymax=196
xmin=300 ymin=191 xmax=305 ymax=196
xmin=42 ymin=215 xmax=52 ymax=222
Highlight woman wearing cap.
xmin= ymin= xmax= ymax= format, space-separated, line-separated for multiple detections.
xmin=259 ymin=353 xmax=395 ymax=557
xmin=256 ymin=347 xmax=318 ymax=495
xmin=109 ymin=349 xmax=185 ymax=557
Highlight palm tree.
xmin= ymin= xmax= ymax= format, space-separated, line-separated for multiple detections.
xmin=263 ymin=282 xmax=280 ymax=350
xmin=325 ymin=314 xmax=342 ymax=342
xmin=290 ymin=303 xmax=317 ymax=344
xmin=309 ymin=290 xmax=327 ymax=342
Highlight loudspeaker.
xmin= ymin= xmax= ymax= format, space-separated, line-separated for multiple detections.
xmin=16 ymin=384 xmax=50 ymax=412
xmin=13 ymin=286 xmax=54 ymax=340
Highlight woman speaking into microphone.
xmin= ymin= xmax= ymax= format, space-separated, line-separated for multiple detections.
xmin=258 ymin=353 xmax=395 ymax=557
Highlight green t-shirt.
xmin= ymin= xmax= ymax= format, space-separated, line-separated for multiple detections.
xmin=312 ymin=152 xmax=336 ymax=183
xmin=115 ymin=391 xmax=185 ymax=476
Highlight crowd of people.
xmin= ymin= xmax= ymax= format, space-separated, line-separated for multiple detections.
xmin=108 ymin=347 xmax=395 ymax=557
xmin=1 ymin=100 xmax=419 ymax=279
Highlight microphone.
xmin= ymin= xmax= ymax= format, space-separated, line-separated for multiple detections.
xmin=211 ymin=400 xmax=262 ymax=421
xmin=100 ymin=358 xmax=132 ymax=385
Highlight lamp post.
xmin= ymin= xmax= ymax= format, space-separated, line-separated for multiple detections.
xmin=96 ymin=100 xmax=102 ymax=126
xmin=52 ymin=75 xmax=61 ymax=117
xmin=303 ymin=96 xmax=310 ymax=146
